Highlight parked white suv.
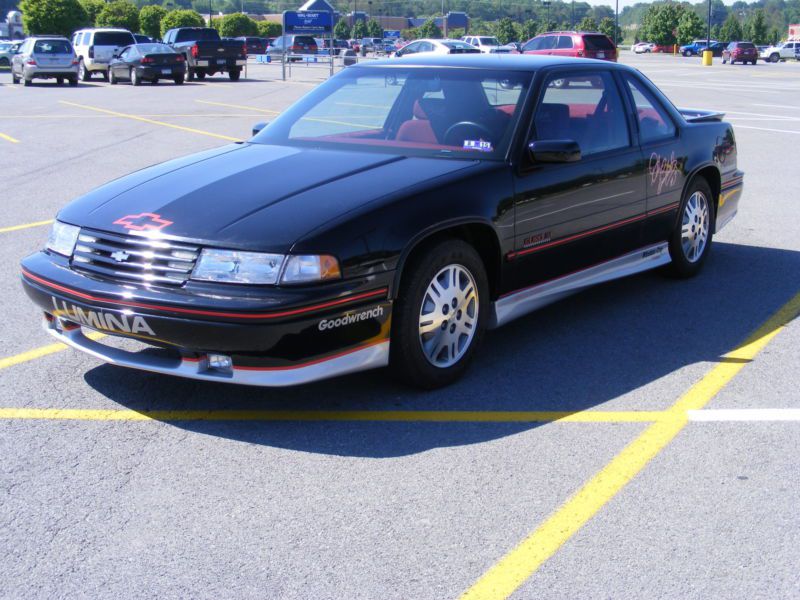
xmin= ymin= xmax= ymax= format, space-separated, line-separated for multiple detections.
xmin=72 ymin=28 xmax=136 ymax=80
xmin=461 ymin=36 xmax=510 ymax=53
xmin=760 ymin=40 xmax=800 ymax=62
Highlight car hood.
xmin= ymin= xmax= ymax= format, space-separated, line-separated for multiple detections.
xmin=58 ymin=143 xmax=479 ymax=252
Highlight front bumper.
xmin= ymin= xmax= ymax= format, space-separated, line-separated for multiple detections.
xmin=22 ymin=252 xmax=393 ymax=386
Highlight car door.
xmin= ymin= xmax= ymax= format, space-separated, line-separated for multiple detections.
xmin=621 ymin=72 xmax=685 ymax=245
xmin=118 ymin=46 xmax=135 ymax=79
xmin=553 ymin=35 xmax=574 ymax=57
xmin=508 ymin=68 xmax=647 ymax=291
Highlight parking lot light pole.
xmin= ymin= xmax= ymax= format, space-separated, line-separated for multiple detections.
xmin=615 ymin=0 xmax=618 ymax=47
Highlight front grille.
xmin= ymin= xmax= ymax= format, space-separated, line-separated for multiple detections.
xmin=71 ymin=228 xmax=199 ymax=286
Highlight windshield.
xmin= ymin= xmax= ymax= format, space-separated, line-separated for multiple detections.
xmin=479 ymin=37 xmax=499 ymax=45
xmin=94 ymin=31 xmax=136 ymax=46
xmin=137 ymin=43 xmax=175 ymax=54
xmin=253 ymin=66 xmax=532 ymax=160
xmin=34 ymin=40 xmax=73 ymax=54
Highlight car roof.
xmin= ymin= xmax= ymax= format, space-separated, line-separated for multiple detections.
xmin=361 ymin=53 xmax=632 ymax=71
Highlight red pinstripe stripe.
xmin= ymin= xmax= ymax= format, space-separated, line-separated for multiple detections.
xmin=22 ymin=269 xmax=388 ymax=320
xmin=507 ymin=203 xmax=679 ymax=260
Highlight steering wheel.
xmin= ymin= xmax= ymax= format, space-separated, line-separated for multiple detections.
xmin=443 ymin=121 xmax=494 ymax=147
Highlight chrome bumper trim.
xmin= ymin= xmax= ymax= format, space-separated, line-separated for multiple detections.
xmin=44 ymin=318 xmax=390 ymax=387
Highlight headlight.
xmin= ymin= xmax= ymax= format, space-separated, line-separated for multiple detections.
xmin=192 ymin=249 xmax=285 ymax=284
xmin=281 ymin=255 xmax=341 ymax=284
xmin=46 ymin=221 xmax=80 ymax=257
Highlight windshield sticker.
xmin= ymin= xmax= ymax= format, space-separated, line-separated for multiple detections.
xmin=463 ymin=140 xmax=493 ymax=153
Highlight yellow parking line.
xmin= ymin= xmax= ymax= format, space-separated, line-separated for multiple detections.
xmin=0 ymin=332 xmax=105 ymax=371
xmin=196 ymin=99 xmax=280 ymax=115
xmin=0 ymin=408 xmax=669 ymax=423
xmin=0 ymin=219 xmax=53 ymax=234
xmin=460 ymin=289 xmax=800 ymax=600
xmin=0 ymin=132 xmax=19 ymax=143
xmin=59 ymin=101 xmax=240 ymax=142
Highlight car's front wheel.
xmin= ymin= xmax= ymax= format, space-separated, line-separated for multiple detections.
xmin=391 ymin=239 xmax=488 ymax=388
xmin=131 ymin=68 xmax=140 ymax=86
xmin=770 ymin=53 xmax=780 ymax=62
xmin=666 ymin=177 xmax=715 ymax=278
xmin=109 ymin=68 xmax=117 ymax=84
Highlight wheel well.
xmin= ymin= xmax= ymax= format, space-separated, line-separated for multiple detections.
xmin=394 ymin=223 xmax=502 ymax=300
xmin=693 ymin=166 xmax=721 ymax=215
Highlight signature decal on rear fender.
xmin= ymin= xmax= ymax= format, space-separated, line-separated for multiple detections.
xmin=649 ymin=152 xmax=680 ymax=194
xmin=51 ymin=298 xmax=156 ymax=336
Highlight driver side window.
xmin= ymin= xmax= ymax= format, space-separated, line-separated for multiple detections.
xmin=533 ymin=71 xmax=630 ymax=157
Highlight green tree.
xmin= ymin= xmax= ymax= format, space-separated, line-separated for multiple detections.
xmin=96 ymin=0 xmax=139 ymax=31
xmin=366 ymin=19 xmax=382 ymax=38
xmin=676 ymin=9 xmax=704 ymax=46
xmin=80 ymin=0 xmax=105 ymax=26
xmin=577 ymin=16 xmax=598 ymax=31
xmin=598 ymin=16 xmax=621 ymax=44
xmin=494 ymin=17 xmax=517 ymax=44
xmin=519 ymin=18 xmax=537 ymax=42
xmin=333 ymin=18 xmax=350 ymax=40
xmin=642 ymin=3 xmax=684 ymax=46
xmin=20 ymin=0 xmax=88 ymax=36
xmin=160 ymin=8 xmax=204 ymax=37
xmin=538 ymin=19 xmax=556 ymax=34
xmin=719 ymin=13 xmax=742 ymax=41
xmin=351 ymin=19 xmax=367 ymax=39
xmin=768 ymin=26 xmax=780 ymax=45
xmin=746 ymin=9 xmax=768 ymax=44
xmin=257 ymin=21 xmax=281 ymax=38
xmin=139 ymin=4 xmax=167 ymax=38
xmin=416 ymin=18 xmax=441 ymax=39
xmin=710 ymin=24 xmax=721 ymax=40
xmin=218 ymin=12 xmax=257 ymax=37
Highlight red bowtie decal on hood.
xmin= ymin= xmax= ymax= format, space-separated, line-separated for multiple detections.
xmin=113 ymin=213 xmax=173 ymax=232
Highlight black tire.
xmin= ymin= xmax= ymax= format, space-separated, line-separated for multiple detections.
xmin=390 ymin=239 xmax=489 ymax=389
xmin=23 ymin=77 xmax=31 ymax=86
xmin=151 ymin=77 xmax=159 ymax=84
xmin=131 ymin=68 xmax=140 ymax=86
xmin=12 ymin=70 xmax=19 ymax=84
xmin=78 ymin=59 xmax=90 ymax=81
xmin=195 ymin=70 xmax=206 ymax=80
xmin=665 ymin=177 xmax=715 ymax=278
xmin=228 ymin=68 xmax=241 ymax=81
xmin=186 ymin=67 xmax=194 ymax=81
xmin=109 ymin=68 xmax=117 ymax=85
xmin=683 ymin=50 xmax=690 ymax=57
xmin=68 ymin=77 xmax=78 ymax=86
xmin=173 ymin=75 xmax=184 ymax=85
xmin=56 ymin=77 xmax=63 ymax=85
xmin=0 ymin=57 xmax=9 ymax=67
xmin=770 ymin=53 xmax=779 ymax=63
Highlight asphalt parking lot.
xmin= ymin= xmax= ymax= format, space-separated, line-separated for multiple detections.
xmin=1 ymin=53 xmax=799 ymax=599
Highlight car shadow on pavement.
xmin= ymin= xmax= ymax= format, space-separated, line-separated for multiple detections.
xmin=85 ymin=241 xmax=800 ymax=457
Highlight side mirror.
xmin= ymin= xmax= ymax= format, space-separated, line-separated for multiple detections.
xmin=528 ymin=139 xmax=581 ymax=163
xmin=252 ymin=121 xmax=269 ymax=136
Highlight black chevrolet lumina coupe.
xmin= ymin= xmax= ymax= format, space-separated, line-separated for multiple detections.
xmin=21 ymin=55 xmax=743 ymax=388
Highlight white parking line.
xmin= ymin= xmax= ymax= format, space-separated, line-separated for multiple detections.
xmin=688 ymin=409 xmax=800 ymax=421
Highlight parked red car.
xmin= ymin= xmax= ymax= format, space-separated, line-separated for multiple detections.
xmin=517 ymin=31 xmax=617 ymax=61
xmin=722 ymin=41 xmax=757 ymax=64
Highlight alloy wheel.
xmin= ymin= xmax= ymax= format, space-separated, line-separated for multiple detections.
xmin=418 ymin=264 xmax=479 ymax=368
xmin=681 ymin=191 xmax=710 ymax=263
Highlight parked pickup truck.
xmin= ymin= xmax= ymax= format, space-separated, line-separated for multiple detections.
xmin=162 ymin=27 xmax=246 ymax=81
xmin=759 ymin=40 xmax=800 ymax=62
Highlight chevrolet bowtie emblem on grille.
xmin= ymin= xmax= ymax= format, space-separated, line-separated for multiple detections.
xmin=110 ymin=250 xmax=130 ymax=262
xmin=113 ymin=212 xmax=173 ymax=232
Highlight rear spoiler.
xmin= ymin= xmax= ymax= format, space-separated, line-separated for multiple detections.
xmin=678 ymin=108 xmax=726 ymax=123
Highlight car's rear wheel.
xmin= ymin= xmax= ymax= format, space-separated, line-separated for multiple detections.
xmin=23 ymin=77 xmax=31 ymax=86
xmin=68 ymin=76 xmax=78 ymax=86
xmin=151 ymin=77 xmax=159 ymax=84
xmin=185 ymin=67 xmax=194 ymax=81
xmin=0 ymin=57 xmax=9 ymax=67
xmin=390 ymin=239 xmax=488 ymax=389
xmin=173 ymin=75 xmax=184 ymax=85
xmin=56 ymin=77 xmax=63 ymax=85
xmin=683 ymin=50 xmax=690 ymax=56
xmin=11 ymin=70 xmax=19 ymax=84
xmin=228 ymin=67 xmax=241 ymax=81
xmin=131 ymin=68 xmax=140 ymax=86
xmin=195 ymin=70 xmax=206 ymax=80
xmin=78 ymin=59 xmax=90 ymax=81
xmin=666 ymin=177 xmax=715 ymax=278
